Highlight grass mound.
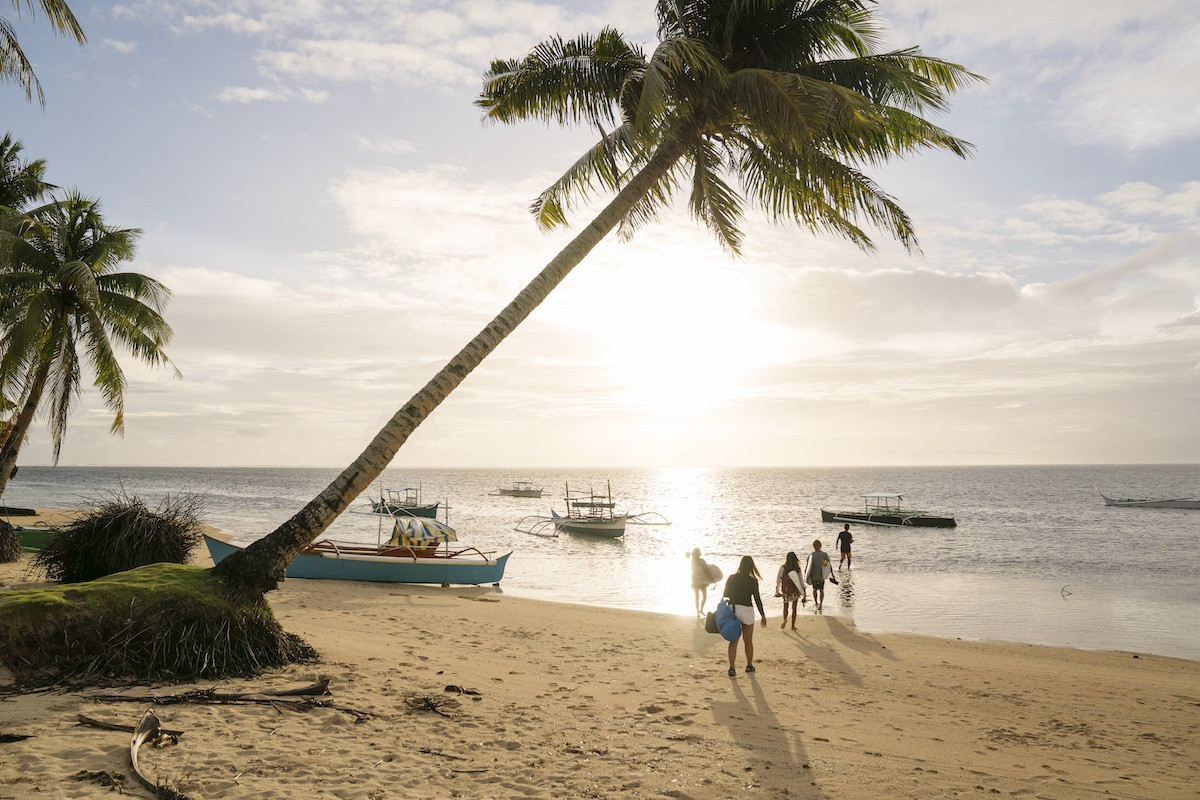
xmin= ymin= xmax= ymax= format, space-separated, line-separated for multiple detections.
xmin=0 ymin=520 xmax=20 ymax=563
xmin=0 ymin=563 xmax=316 ymax=687
xmin=32 ymin=491 xmax=204 ymax=582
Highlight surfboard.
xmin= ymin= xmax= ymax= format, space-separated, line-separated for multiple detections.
xmin=705 ymin=563 xmax=723 ymax=585
xmin=787 ymin=569 xmax=805 ymax=598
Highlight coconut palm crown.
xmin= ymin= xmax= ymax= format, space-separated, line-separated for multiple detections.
xmin=211 ymin=0 xmax=981 ymax=599
xmin=2 ymin=0 xmax=86 ymax=105
xmin=478 ymin=0 xmax=980 ymax=256
xmin=0 ymin=191 xmax=177 ymax=497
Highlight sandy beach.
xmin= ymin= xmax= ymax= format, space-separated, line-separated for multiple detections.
xmin=1 ymin=510 xmax=1198 ymax=799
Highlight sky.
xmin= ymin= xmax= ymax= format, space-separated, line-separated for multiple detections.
xmin=4 ymin=0 xmax=1199 ymax=469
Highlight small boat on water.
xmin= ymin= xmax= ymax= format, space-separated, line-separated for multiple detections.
xmin=513 ymin=482 xmax=670 ymax=538
xmin=1101 ymin=494 xmax=1200 ymax=509
xmin=369 ymin=486 xmax=440 ymax=518
xmin=490 ymin=482 xmax=544 ymax=498
xmin=204 ymin=517 xmax=510 ymax=585
xmin=821 ymin=493 xmax=956 ymax=528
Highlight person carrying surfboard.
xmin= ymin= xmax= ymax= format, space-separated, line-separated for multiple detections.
xmin=690 ymin=548 xmax=720 ymax=617
xmin=775 ymin=551 xmax=806 ymax=629
xmin=804 ymin=540 xmax=835 ymax=612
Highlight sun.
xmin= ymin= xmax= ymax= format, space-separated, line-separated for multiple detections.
xmin=591 ymin=260 xmax=776 ymax=417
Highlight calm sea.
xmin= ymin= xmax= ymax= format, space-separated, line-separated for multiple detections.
xmin=4 ymin=464 xmax=1198 ymax=661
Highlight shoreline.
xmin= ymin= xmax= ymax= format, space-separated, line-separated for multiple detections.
xmin=3 ymin=512 xmax=1199 ymax=798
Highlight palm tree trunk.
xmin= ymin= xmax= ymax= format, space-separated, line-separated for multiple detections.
xmin=211 ymin=141 xmax=688 ymax=598
xmin=0 ymin=361 xmax=50 ymax=499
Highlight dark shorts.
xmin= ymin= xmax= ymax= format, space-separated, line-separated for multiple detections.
xmin=840 ymin=545 xmax=851 ymax=554
xmin=810 ymin=580 xmax=825 ymax=591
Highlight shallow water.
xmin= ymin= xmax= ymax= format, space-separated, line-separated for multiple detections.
xmin=5 ymin=464 xmax=1198 ymax=660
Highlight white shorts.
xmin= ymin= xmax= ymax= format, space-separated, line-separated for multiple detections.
xmin=733 ymin=604 xmax=756 ymax=625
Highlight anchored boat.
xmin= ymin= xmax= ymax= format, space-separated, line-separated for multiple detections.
xmin=514 ymin=482 xmax=670 ymax=538
xmin=1101 ymin=493 xmax=1200 ymax=509
xmin=821 ymin=493 xmax=956 ymax=528
xmin=490 ymin=482 xmax=545 ymax=498
xmin=204 ymin=517 xmax=509 ymax=585
xmin=369 ymin=486 xmax=440 ymax=518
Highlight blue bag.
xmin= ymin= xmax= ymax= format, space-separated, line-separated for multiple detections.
xmin=714 ymin=599 xmax=742 ymax=642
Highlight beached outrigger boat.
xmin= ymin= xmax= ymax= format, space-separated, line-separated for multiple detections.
xmin=204 ymin=518 xmax=510 ymax=585
xmin=821 ymin=493 xmax=956 ymax=528
xmin=369 ymin=486 xmax=440 ymax=518
xmin=513 ymin=482 xmax=670 ymax=538
xmin=11 ymin=521 xmax=59 ymax=552
xmin=1101 ymin=494 xmax=1200 ymax=509
xmin=490 ymin=482 xmax=544 ymax=498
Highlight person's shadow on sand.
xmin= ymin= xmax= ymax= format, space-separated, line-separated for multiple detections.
xmin=710 ymin=666 xmax=824 ymax=799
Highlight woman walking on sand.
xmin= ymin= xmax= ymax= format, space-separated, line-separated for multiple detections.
xmin=722 ymin=556 xmax=766 ymax=676
xmin=775 ymin=551 xmax=805 ymax=629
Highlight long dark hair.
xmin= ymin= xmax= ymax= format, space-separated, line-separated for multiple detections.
xmin=736 ymin=555 xmax=761 ymax=580
xmin=783 ymin=551 xmax=799 ymax=571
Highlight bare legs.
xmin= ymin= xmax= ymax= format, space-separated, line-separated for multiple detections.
xmin=694 ymin=586 xmax=708 ymax=616
xmin=728 ymin=621 xmax=755 ymax=672
xmin=780 ymin=597 xmax=797 ymax=629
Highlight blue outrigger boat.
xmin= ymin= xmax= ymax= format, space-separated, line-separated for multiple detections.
xmin=204 ymin=521 xmax=510 ymax=586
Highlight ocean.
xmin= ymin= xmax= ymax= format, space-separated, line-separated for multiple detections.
xmin=4 ymin=464 xmax=1198 ymax=661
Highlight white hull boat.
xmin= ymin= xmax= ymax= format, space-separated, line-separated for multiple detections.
xmin=1101 ymin=493 xmax=1200 ymax=509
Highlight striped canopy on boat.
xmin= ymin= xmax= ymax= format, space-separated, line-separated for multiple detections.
xmin=389 ymin=517 xmax=457 ymax=547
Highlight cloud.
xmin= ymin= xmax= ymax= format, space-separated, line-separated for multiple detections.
xmin=102 ymin=38 xmax=138 ymax=54
xmin=884 ymin=1 xmax=1200 ymax=150
xmin=352 ymin=135 xmax=419 ymax=155
xmin=214 ymin=85 xmax=328 ymax=103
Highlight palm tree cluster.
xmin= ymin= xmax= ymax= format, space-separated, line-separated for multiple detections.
xmin=213 ymin=0 xmax=982 ymax=596
xmin=0 ymin=134 xmax=178 ymax=551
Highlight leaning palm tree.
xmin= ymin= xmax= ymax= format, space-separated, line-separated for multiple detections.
xmin=1 ymin=0 xmax=85 ymax=105
xmin=213 ymin=0 xmax=982 ymax=598
xmin=0 ymin=190 xmax=177 ymax=500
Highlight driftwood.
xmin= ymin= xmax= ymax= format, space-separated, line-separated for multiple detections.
xmin=89 ymin=679 xmax=369 ymax=722
xmin=91 ymin=679 xmax=330 ymax=705
xmin=443 ymin=684 xmax=481 ymax=696
xmin=130 ymin=710 xmax=194 ymax=800
xmin=78 ymin=713 xmax=184 ymax=739
xmin=0 ymin=733 xmax=33 ymax=743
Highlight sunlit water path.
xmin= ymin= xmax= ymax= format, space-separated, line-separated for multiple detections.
xmin=6 ymin=464 xmax=1198 ymax=661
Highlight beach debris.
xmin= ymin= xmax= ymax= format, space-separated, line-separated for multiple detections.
xmin=72 ymin=769 xmax=127 ymax=789
xmin=1061 ymin=585 xmax=1072 ymax=599
xmin=78 ymin=713 xmax=183 ymax=741
xmin=130 ymin=710 xmax=195 ymax=800
xmin=87 ymin=678 xmax=369 ymax=722
xmin=404 ymin=692 xmax=461 ymax=717
xmin=0 ymin=732 xmax=33 ymax=743
xmin=443 ymin=684 xmax=481 ymax=696
xmin=420 ymin=746 xmax=468 ymax=760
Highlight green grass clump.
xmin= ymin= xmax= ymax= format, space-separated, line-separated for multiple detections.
xmin=32 ymin=491 xmax=204 ymax=582
xmin=0 ymin=563 xmax=316 ymax=686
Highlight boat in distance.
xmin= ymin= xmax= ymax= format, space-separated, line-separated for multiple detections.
xmin=490 ymin=482 xmax=544 ymax=498
xmin=204 ymin=527 xmax=510 ymax=586
xmin=821 ymin=493 xmax=956 ymax=528
xmin=1100 ymin=493 xmax=1200 ymax=509
xmin=369 ymin=486 xmax=440 ymax=518
xmin=513 ymin=481 xmax=670 ymax=538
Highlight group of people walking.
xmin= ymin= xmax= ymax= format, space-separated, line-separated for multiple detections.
xmin=690 ymin=524 xmax=854 ymax=676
